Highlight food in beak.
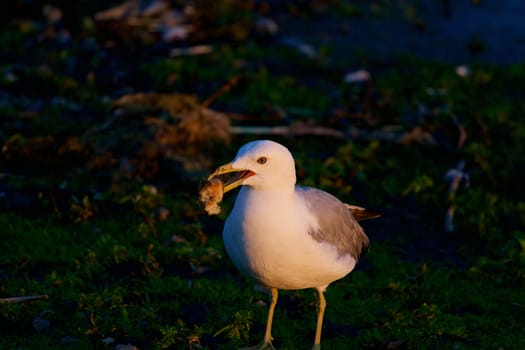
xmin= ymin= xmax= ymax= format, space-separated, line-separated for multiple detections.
xmin=199 ymin=166 xmax=255 ymax=215
xmin=199 ymin=178 xmax=224 ymax=215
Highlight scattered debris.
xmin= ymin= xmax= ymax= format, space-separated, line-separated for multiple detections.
xmin=162 ymin=24 xmax=194 ymax=42
xmin=43 ymin=5 xmax=63 ymax=24
xmin=444 ymin=160 xmax=470 ymax=233
xmin=202 ymin=75 xmax=242 ymax=108
xmin=94 ymin=0 xmax=194 ymax=43
xmin=280 ymin=37 xmax=318 ymax=59
xmin=255 ymin=17 xmax=279 ymax=35
xmin=59 ymin=336 xmax=79 ymax=345
xmin=90 ymin=92 xmax=232 ymax=173
xmin=0 ymin=294 xmax=49 ymax=304
xmin=344 ymin=69 xmax=371 ymax=84
xmin=424 ymin=87 xmax=447 ymax=96
xmin=382 ymin=339 xmax=407 ymax=349
xmin=455 ymin=64 xmax=471 ymax=78
xmin=33 ymin=316 xmax=50 ymax=332
xmin=156 ymin=207 xmax=170 ymax=221
xmin=170 ymin=44 xmax=213 ymax=57
xmin=231 ymin=123 xmax=438 ymax=146
xmin=115 ymin=344 xmax=139 ymax=350
xmin=102 ymin=337 xmax=115 ymax=345
xmin=230 ymin=124 xmax=344 ymax=139
xmin=443 ymin=114 xmax=469 ymax=233
xmin=94 ymin=0 xmax=254 ymax=44
xmin=94 ymin=0 xmax=140 ymax=22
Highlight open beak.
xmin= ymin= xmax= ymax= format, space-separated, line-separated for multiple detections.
xmin=207 ymin=162 xmax=255 ymax=193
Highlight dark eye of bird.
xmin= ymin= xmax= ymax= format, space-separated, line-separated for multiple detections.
xmin=257 ymin=157 xmax=267 ymax=164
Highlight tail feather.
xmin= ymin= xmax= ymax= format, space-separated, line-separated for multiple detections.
xmin=345 ymin=204 xmax=381 ymax=221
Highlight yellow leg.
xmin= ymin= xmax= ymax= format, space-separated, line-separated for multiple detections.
xmin=241 ymin=287 xmax=278 ymax=350
xmin=264 ymin=287 xmax=278 ymax=343
xmin=312 ymin=288 xmax=326 ymax=350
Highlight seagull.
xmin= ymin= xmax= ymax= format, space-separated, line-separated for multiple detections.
xmin=207 ymin=140 xmax=371 ymax=350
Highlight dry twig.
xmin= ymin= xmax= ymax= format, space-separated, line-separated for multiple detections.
xmin=202 ymin=75 xmax=242 ymax=108
xmin=231 ymin=123 xmax=437 ymax=145
xmin=443 ymin=114 xmax=469 ymax=232
xmin=0 ymin=295 xmax=49 ymax=304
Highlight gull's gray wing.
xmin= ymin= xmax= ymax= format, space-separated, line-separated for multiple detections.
xmin=296 ymin=186 xmax=369 ymax=259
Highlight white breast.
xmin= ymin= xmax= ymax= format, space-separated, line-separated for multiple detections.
xmin=223 ymin=187 xmax=356 ymax=290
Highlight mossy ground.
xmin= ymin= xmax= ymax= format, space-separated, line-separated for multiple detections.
xmin=1 ymin=1 xmax=525 ymax=349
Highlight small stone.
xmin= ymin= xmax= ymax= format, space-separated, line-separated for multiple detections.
xmin=60 ymin=336 xmax=79 ymax=344
xmin=102 ymin=337 xmax=115 ymax=345
xmin=157 ymin=207 xmax=170 ymax=221
xmin=32 ymin=316 xmax=50 ymax=332
xmin=344 ymin=69 xmax=371 ymax=84
xmin=115 ymin=344 xmax=139 ymax=350
xmin=455 ymin=64 xmax=470 ymax=78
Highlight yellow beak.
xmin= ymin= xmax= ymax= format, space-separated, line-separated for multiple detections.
xmin=207 ymin=162 xmax=255 ymax=193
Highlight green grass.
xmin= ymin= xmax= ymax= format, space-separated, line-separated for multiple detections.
xmin=2 ymin=213 xmax=524 ymax=349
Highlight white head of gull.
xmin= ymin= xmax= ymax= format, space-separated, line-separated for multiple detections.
xmin=208 ymin=140 xmax=369 ymax=350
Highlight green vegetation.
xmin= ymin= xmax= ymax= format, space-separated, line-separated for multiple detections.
xmin=1 ymin=1 xmax=524 ymax=349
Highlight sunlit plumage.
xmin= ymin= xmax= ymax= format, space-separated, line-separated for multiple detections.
xmin=208 ymin=140 xmax=369 ymax=350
